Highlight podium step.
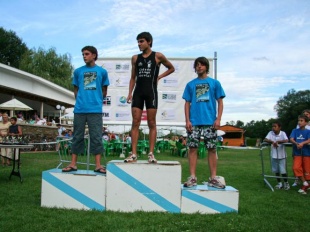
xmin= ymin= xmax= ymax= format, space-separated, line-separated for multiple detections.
xmin=41 ymin=169 xmax=106 ymax=211
xmin=181 ymin=185 xmax=239 ymax=214
xmin=106 ymin=160 xmax=181 ymax=212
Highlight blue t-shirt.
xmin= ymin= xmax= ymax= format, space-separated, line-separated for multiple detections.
xmin=182 ymin=76 xmax=225 ymax=126
xmin=72 ymin=65 xmax=110 ymax=113
xmin=290 ymin=128 xmax=310 ymax=156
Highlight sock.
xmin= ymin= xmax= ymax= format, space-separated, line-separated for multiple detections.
xmin=303 ymin=181 xmax=309 ymax=186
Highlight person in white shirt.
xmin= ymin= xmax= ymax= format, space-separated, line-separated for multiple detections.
xmin=264 ymin=121 xmax=289 ymax=190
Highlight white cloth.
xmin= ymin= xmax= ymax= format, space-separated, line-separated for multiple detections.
xmin=265 ymin=131 xmax=288 ymax=159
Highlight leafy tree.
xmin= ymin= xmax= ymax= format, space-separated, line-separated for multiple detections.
xmin=0 ymin=27 xmax=28 ymax=68
xmin=19 ymin=47 xmax=74 ymax=90
xmin=274 ymin=89 xmax=310 ymax=136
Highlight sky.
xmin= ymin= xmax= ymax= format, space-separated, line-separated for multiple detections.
xmin=1 ymin=0 xmax=309 ymax=124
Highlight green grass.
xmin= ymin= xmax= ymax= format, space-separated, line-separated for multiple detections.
xmin=0 ymin=148 xmax=309 ymax=232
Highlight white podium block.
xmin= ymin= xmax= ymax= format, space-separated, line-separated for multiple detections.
xmin=181 ymin=185 xmax=239 ymax=214
xmin=106 ymin=160 xmax=181 ymax=213
xmin=41 ymin=169 xmax=106 ymax=211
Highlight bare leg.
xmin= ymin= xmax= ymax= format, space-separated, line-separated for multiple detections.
xmin=131 ymin=107 xmax=142 ymax=155
xmin=146 ymin=108 xmax=157 ymax=153
xmin=208 ymin=148 xmax=217 ymax=179
xmin=62 ymin=154 xmax=78 ymax=171
xmin=188 ymin=148 xmax=198 ymax=177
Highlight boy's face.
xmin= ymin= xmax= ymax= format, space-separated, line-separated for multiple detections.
xmin=10 ymin=119 xmax=16 ymax=125
xmin=137 ymin=38 xmax=151 ymax=51
xmin=304 ymin=112 xmax=310 ymax=119
xmin=195 ymin=62 xmax=207 ymax=75
xmin=272 ymin=124 xmax=280 ymax=133
xmin=298 ymin=118 xmax=308 ymax=128
xmin=82 ymin=50 xmax=96 ymax=64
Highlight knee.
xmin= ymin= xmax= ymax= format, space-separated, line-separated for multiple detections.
xmin=147 ymin=120 xmax=156 ymax=129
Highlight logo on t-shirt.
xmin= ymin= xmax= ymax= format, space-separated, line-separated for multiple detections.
xmin=84 ymin=72 xmax=97 ymax=90
xmin=195 ymin=83 xmax=210 ymax=102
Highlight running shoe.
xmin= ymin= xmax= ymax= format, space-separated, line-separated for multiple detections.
xmin=184 ymin=176 xmax=197 ymax=187
xmin=298 ymin=185 xmax=310 ymax=194
xmin=148 ymin=152 xmax=157 ymax=163
xmin=283 ymin=182 xmax=290 ymax=190
xmin=274 ymin=183 xmax=283 ymax=190
xmin=124 ymin=154 xmax=137 ymax=163
xmin=208 ymin=177 xmax=226 ymax=189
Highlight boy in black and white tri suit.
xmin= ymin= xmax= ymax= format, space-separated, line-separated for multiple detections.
xmin=124 ymin=32 xmax=175 ymax=163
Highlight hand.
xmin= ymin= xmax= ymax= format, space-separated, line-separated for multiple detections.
xmin=127 ymin=95 xmax=132 ymax=104
xmin=186 ymin=121 xmax=193 ymax=133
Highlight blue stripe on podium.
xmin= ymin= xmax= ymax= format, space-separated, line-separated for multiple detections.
xmin=182 ymin=190 xmax=237 ymax=213
xmin=43 ymin=171 xmax=105 ymax=211
xmin=108 ymin=163 xmax=180 ymax=213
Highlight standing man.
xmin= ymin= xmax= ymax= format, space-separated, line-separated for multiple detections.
xmin=0 ymin=113 xmax=11 ymax=166
xmin=62 ymin=46 xmax=109 ymax=173
xmin=124 ymin=32 xmax=175 ymax=163
xmin=182 ymin=57 xmax=226 ymax=188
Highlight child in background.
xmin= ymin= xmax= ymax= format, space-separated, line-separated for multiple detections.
xmin=292 ymin=109 xmax=310 ymax=187
xmin=264 ymin=122 xmax=289 ymax=190
xmin=290 ymin=115 xmax=310 ymax=194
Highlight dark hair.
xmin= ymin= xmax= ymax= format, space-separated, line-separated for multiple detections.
xmin=193 ymin=57 xmax=210 ymax=73
xmin=272 ymin=121 xmax=282 ymax=127
xmin=298 ymin=114 xmax=309 ymax=122
xmin=302 ymin=109 xmax=310 ymax=115
xmin=10 ymin=116 xmax=17 ymax=122
xmin=137 ymin=32 xmax=153 ymax=47
xmin=81 ymin=46 xmax=98 ymax=61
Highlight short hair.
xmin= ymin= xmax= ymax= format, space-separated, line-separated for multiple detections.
xmin=81 ymin=46 xmax=98 ymax=61
xmin=272 ymin=121 xmax=282 ymax=127
xmin=302 ymin=109 xmax=310 ymax=115
xmin=193 ymin=57 xmax=210 ymax=73
xmin=137 ymin=32 xmax=153 ymax=47
xmin=10 ymin=116 xmax=17 ymax=122
xmin=298 ymin=114 xmax=309 ymax=122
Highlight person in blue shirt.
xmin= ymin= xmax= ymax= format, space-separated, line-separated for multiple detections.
xmin=182 ymin=57 xmax=225 ymax=188
xmin=290 ymin=115 xmax=310 ymax=194
xmin=62 ymin=46 xmax=109 ymax=174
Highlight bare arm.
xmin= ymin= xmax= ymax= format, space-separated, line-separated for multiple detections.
xmin=156 ymin=52 xmax=175 ymax=81
xmin=214 ymin=98 xmax=223 ymax=129
xmin=184 ymin=101 xmax=192 ymax=132
xmin=74 ymin=86 xmax=79 ymax=99
xmin=102 ymin=86 xmax=108 ymax=98
xmin=127 ymin=55 xmax=137 ymax=103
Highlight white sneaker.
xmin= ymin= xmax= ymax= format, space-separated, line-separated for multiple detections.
xmin=274 ymin=183 xmax=283 ymax=189
xmin=284 ymin=182 xmax=290 ymax=190
xmin=148 ymin=152 xmax=157 ymax=163
xmin=124 ymin=154 xmax=137 ymax=163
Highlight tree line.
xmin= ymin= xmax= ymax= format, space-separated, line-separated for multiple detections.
xmin=0 ymin=27 xmax=74 ymax=91
xmin=226 ymin=89 xmax=310 ymax=140
xmin=1 ymin=27 xmax=309 ymax=140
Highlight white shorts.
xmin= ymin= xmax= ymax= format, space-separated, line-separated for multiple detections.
xmin=271 ymin=158 xmax=287 ymax=174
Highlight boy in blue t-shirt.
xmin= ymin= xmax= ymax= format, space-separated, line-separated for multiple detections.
xmin=290 ymin=115 xmax=310 ymax=194
xmin=182 ymin=57 xmax=226 ymax=188
xmin=62 ymin=46 xmax=110 ymax=174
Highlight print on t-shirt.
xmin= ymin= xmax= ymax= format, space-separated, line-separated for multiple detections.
xmin=196 ymin=83 xmax=210 ymax=102
xmin=84 ymin=72 xmax=97 ymax=90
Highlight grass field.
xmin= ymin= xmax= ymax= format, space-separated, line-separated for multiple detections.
xmin=0 ymin=147 xmax=309 ymax=232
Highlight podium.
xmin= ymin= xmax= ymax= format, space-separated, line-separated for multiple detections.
xmin=181 ymin=185 xmax=239 ymax=214
xmin=41 ymin=169 xmax=106 ymax=211
xmin=106 ymin=160 xmax=181 ymax=212
xmin=41 ymin=161 xmax=239 ymax=214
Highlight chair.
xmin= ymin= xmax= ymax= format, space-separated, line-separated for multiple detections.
xmin=176 ymin=142 xmax=187 ymax=157
xmin=198 ymin=142 xmax=206 ymax=158
xmin=167 ymin=140 xmax=177 ymax=156
xmin=156 ymin=141 xmax=166 ymax=153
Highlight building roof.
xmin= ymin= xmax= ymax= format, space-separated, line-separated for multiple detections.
xmin=0 ymin=63 xmax=75 ymax=110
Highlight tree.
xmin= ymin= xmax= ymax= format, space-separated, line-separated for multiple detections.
xmin=274 ymin=89 xmax=310 ymax=136
xmin=19 ymin=47 xmax=74 ymax=90
xmin=0 ymin=27 xmax=28 ymax=68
